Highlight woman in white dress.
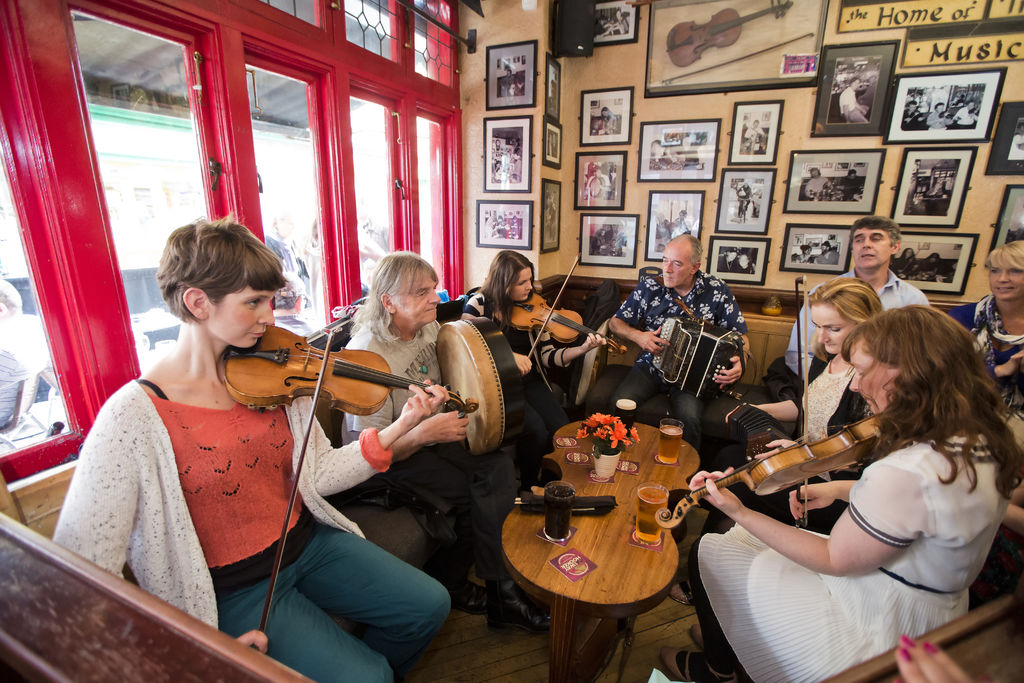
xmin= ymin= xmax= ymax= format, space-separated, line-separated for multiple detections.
xmin=661 ymin=306 xmax=1022 ymax=683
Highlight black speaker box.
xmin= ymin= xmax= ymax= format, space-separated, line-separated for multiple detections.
xmin=553 ymin=0 xmax=595 ymax=57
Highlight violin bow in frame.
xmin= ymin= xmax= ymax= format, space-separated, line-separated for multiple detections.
xmin=526 ymin=253 xmax=581 ymax=362
xmin=793 ymin=275 xmax=811 ymax=529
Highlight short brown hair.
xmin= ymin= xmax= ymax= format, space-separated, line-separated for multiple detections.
xmin=157 ymin=217 xmax=285 ymax=322
xmin=851 ymin=215 xmax=901 ymax=245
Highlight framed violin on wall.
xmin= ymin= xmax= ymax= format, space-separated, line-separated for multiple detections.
xmin=644 ymin=0 xmax=828 ymax=98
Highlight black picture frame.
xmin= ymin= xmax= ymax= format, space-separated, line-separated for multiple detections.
xmin=542 ymin=119 xmax=562 ymax=170
xmin=729 ymin=100 xmax=783 ymax=165
xmin=783 ymin=149 xmax=885 ymax=214
xmin=706 ymin=236 xmax=770 ymax=286
xmin=574 ymin=151 xmax=627 ymax=210
xmin=891 ymin=147 xmax=976 ymax=228
xmin=580 ymin=87 xmax=633 ymax=146
xmin=483 ymin=116 xmax=532 ymax=193
xmin=645 ymin=190 xmax=704 ymax=261
xmin=475 ymin=200 xmax=533 ymax=250
xmin=993 ymin=185 xmax=1024 ymax=249
xmin=812 ymin=41 xmax=898 ymax=137
xmin=540 ymin=179 xmax=562 ymax=253
xmin=986 ymin=102 xmax=1024 ymax=176
xmin=637 ymin=119 xmax=720 ymax=183
xmin=580 ymin=213 xmax=640 ymax=268
xmin=594 ymin=1 xmax=640 ymax=46
xmin=716 ymin=168 xmax=776 ymax=234
xmin=486 ymin=41 xmax=537 ymax=111
xmin=544 ymin=53 xmax=561 ymax=122
xmin=779 ymin=223 xmax=852 ymax=274
xmin=884 ymin=67 xmax=1005 ymax=144
xmin=893 ymin=232 xmax=978 ymax=295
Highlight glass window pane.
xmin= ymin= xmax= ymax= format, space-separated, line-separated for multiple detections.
xmin=247 ymin=66 xmax=325 ymax=335
xmin=350 ymin=98 xmax=394 ymax=297
xmin=257 ymin=0 xmax=319 ymax=26
xmin=344 ymin=0 xmax=398 ymax=63
xmin=413 ymin=1 xmax=454 ymax=86
xmin=417 ymin=116 xmax=445 ymax=289
xmin=1 ymin=157 xmax=68 ymax=454
xmin=71 ymin=13 xmax=206 ymax=371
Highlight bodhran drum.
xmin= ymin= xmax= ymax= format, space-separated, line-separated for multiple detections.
xmin=436 ymin=317 xmax=524 ymax=455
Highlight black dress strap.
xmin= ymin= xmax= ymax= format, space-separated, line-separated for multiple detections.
xmin=136 ymin=378 xmax=168 ymax=400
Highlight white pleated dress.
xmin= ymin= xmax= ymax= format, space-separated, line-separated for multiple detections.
xmin=699 ymin=440 xmax=1008 ymax=683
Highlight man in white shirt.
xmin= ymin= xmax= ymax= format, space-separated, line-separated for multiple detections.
xmin=785 ymin=216 xmax=929 ymax=375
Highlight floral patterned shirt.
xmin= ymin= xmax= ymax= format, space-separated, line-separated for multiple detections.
xmin=615 ymin=273 xmax=747 ymax=373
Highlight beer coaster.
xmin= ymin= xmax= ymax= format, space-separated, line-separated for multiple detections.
xmin=654 ymin=454 xmax=680 ymax=467
xmin=554 ymin=436 xmax=578 ymax=448
xmin=628 ymin=528 xmax=664 ymax=551
xmin=617 ymin=459 xmax=639 ymax=475
xmin=587 ymin=470 xmax=615 ymax=483
xmin=536 ymin=525 xmax=576 ymax=546
xmin=549 ymin=548 xmax=597 ymax=582
xmin=565 ymin=450 xmax=590 ymax=465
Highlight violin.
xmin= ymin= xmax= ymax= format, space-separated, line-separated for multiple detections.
xmin=666 ymin=1 xmax=793 ymax=68
xmin=224 ymin=325 xmax=478 ymax=416
xmin=508 ymin=291 xmax=626 ymax=354
xmin=656 ymin=416 xmax=879 ymax=529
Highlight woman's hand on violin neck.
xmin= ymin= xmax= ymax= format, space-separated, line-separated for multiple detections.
xmin=703 ymin=474 xmax=745 ymax=518
xmin=513 ymin=352 xmax=533 ymax=376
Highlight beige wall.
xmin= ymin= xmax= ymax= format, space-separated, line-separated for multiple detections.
xmin=460 ymin=2 xmax=1023 ymax=304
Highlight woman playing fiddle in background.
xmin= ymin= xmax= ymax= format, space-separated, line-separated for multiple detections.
xmin=661 ymin=306 xmax=1022 ymax=683
xmin=463 ymin=250 xmax=603 ymax=489
xmin=54 ymin=218 xmax=449 ymax=682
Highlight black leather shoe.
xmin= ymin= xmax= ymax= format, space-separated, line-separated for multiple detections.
xmin=485 ymin=578 xmax=550 ymax=633
xmin=448 ymin=580 xmax=487 ymax=615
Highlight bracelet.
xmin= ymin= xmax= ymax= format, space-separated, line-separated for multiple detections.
xmin=359 ymin=428 xmax=393 ymax=472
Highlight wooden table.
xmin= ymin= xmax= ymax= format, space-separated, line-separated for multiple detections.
xmin=501 ymin=421 xmax=699 ymax=683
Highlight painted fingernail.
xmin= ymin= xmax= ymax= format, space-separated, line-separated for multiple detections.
xmin=923 ymin=641 xmax=938 ymax=654
xmin=898 ymin=647 xmax=911 ymax=662
xmin=899 ymin=634 xmax=916 ymax=647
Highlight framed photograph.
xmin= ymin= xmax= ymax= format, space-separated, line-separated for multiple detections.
xmin=484 ymin=116 xmax=531 ymax=193
xmin=637 ymin=119 xmax=720 ymax=182
xmin=580 ymin=87 xmax=633 ymax=146
xmin=885 ymin=68 xmax=1005 ymax=144
xmin=779 ymin=223 xmax=852 ymax=274
xmin=729 ymin=100 xmax=783 ymax=165
xmin=544 ymin=53 xmax=561 ymax=122
xmin=783 ymin=149 xmax=885 ymax=214
xmin=812 ymin=41 xmax=898 ymax=137
xmin=716 ymin=169 xmax=776 ymax=234
xmin=893 ymin=232 xmax=978 ymax=295
xmin=580 ymin=213 xmax=640 ymax=268
xmin=574 ymin=151 xmax=627 ymax=210
xmin=594 ymin=1 xmax=640 ymax=46
xmin=542 ymin=119 xmax=562 ymax=169
xmin=993 ymin=185 xmax=1024 ymax=249
xmin=476 ymin=200 xmax=532 ymax=250
xmin=706 ymin=236 xmax=770 ymax=286
xmin=486 ymin=41 xmax=537 ymax=110
xmin=645 ymin=0 xmax=827 ymax=98
xmin=645 ymin=190 xmax=704 ymax=261
xmin=891 ymin=147 xmax=976 ymax=228
xmin=986 ymin=102 xmax=1024 ymax=176
xmin=540 ymin=179 xmax=562 ymax=253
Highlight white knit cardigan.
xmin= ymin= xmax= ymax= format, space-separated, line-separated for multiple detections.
xmin=53 ymin=381 xmax=378 ymax=627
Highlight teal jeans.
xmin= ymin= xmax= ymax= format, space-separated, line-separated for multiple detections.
xmin=216 ymin=524 xmax=449 ymax=682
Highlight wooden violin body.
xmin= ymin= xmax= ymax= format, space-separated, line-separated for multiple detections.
xmin=656 ymin=417 xmax=879 ymax=529
xmin=665 ymin=1 xmax=794 ymax=69
xmin=508 ymin=291 xmax=626 ymax=353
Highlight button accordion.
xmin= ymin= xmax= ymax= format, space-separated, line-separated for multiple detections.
xmin=652 ymin=317 xmax=744 ymax=398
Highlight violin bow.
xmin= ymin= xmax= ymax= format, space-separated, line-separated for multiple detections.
xmin=256 ymin=326 xmax=339 ymax=637
xmin=794 ymin=275 xmax=810 ymax=529
xmin=526 ymin=253 xmax=581 ymax=362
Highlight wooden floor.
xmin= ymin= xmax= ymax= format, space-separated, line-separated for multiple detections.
xmin=408 ymin=510 xmax=707 ymax=683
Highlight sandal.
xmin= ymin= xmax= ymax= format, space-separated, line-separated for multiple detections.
xmin=659 ymin=648 xmax=736 ymax=683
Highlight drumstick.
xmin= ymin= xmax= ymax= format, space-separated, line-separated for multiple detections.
xmin=526 ymin=254 xmax=581 ymax=363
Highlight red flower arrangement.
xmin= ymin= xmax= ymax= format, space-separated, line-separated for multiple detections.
xmin=576 ymin=412 xmax=639 ymax=454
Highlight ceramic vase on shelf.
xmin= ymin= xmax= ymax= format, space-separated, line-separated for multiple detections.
xmin=591 ymin=445 xmax=621 ymax=481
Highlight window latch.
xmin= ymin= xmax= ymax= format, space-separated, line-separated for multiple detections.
xmin=394 ymin=178 xmax=405 ymax=199
xmin=209 ymin=157 xmax=223 ymax=192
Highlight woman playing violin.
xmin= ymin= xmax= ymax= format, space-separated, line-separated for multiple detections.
xmin=661 ymin=306 xmax=1022 ymax=683
xmin=701 ymin=277 xmax=881 ymax=537
xmin=463 ymin=250 xmax=602 ymax=489
xmin=54 ymin=218 xmax=450 ymax=682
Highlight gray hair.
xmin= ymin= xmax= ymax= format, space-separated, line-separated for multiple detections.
xmin=668 ymin=234 xmax=703 ymax=266
xmin=851 ymin=215 xmax=901 ymax=245
xmin=352 ymin=252 xmax=438 ymax=342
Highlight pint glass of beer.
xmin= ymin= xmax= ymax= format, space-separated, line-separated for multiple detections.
xmin=657 ymin=418 xmax=683 ymax=464
xmin=614 ymin=398 xmax=637 ymax=432
xmin=635 ymin=481 xmax=668 ymax=544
